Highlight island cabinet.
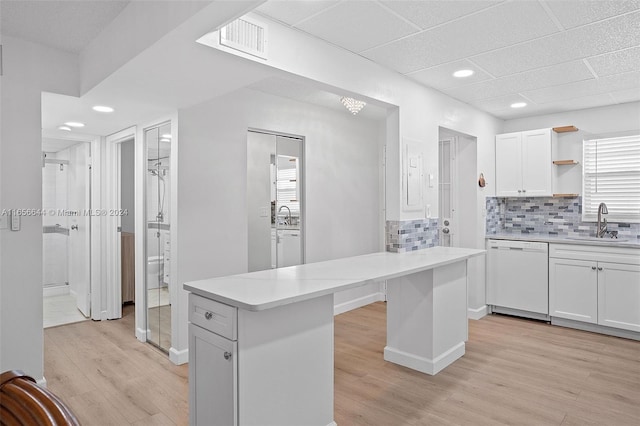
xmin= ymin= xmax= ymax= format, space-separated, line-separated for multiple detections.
xmin=495 ymin=128 xmax=555 ymax=197
xmin=549 ymin=244 xmax=640 ymax=334
xmin=185 ymin=247 xmax=484 ymax=426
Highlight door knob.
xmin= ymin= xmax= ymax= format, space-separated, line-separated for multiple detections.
xmin=71 ymin=225 xmax=78 ymax=230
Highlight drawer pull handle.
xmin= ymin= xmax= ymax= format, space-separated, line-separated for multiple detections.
xmin=204 ymin=311 xmax=213 ymax=320
xmin=224 ymin=351 xmax=232 ymax=360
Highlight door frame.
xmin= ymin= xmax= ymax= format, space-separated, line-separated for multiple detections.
xmin=105 ymin=127 xmax=136 ymax=321
xmin=438 ymin=136 xmax=459 ymax=247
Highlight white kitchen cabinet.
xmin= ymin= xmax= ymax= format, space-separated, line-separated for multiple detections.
xmin=277 ymin=229 xmax=301 ymax=267
xmin=549 ymin=244 xmax=640 ymax=333
xmin=495 ymin=129 xmax=554 ymax=197
xmin=598 ymin=262 xmax=640 ymax=332
xmin=549 ymin=257 xmax=598 ymax=323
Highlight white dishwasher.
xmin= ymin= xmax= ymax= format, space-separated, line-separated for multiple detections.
xmin=486 ymin=239 xmax=549 ymax=320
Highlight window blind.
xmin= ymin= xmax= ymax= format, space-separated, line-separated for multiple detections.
xmin=277 ymin=168 xmax=299 ymax=215
xmin=582 ymin=135 xmax=640 ymax=222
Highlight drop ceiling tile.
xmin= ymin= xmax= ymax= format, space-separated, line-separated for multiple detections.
xmin=447 ymin=60 xmax=594 ymax=102
xmin=255 ymin=1 xmax=339 ymax=26
xmin=610 ymin=88 xmax=640 ymax=104
xmin=294 ymin=1 xmax=418 ymax=53
xmin=473 ymin=11 xmax=640 ymax=77
xmin=522 ymin=71 xmax=640 ymax=104
xmin=408 ymin=60 xmax=493 ymax=91
xmin=363 ymin=0 xmax=559 ymax=73
xmin=380 ymin=0 xmax=502 ymax=30
xmin=586 ymin=46 xmax=640 ymax=77
xmin=544 ymin=0 xmax=640 ymax=29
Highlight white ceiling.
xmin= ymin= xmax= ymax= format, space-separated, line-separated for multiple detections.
xmin=255 ymin=0 xmax=640 ymax=119
xmin=3 ymin=0 xmax=639 ymax=136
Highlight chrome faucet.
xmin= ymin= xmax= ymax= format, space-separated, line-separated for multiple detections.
xmin=596 ymin=202 xmax=608 ymax=238
xmin=278 ymin=205 xmax=292 ymax=225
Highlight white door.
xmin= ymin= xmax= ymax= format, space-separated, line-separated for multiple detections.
xmin=521 ymin=129 xmax=552 ymax=196
xmin=438 ymin=138 xmax=458 ymax=247
xmin=549 ymin=258 xmax=598 ymax=323
xmin=598 ymin=262 xmax=640 ymax=332
xmin=68 ymin=143 xmax=91 ymax=317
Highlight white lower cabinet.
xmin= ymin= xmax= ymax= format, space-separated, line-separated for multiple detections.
xmin=549 ymin=258 xmax=598 ymax=323
xmin=549 ymin=244 xmax=640 ymax=333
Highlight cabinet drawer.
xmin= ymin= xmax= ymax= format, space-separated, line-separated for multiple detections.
xmin=189 ymin=293 xmax=237 ymax=340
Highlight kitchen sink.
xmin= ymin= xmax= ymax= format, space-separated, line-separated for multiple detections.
xmin=565 ymin=236 xmax=628 ymax=243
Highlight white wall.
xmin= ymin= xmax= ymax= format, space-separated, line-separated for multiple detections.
xmin=177 ymin=87 xmax=385 ymax=353
xmin=0 ymin=36 xmax=79 ymax=382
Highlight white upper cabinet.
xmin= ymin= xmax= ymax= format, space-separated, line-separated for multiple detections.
xmin=496 ymin=128 xmax=554 ymax=197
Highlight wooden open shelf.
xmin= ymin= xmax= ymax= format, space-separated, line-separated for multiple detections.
xmin=553 ymin=160 xmax=579 ymax=165
xmin=553 ymin=193 xmax=579 ymax=198
xmin=553 ymin=126 xmax=578 ymax=133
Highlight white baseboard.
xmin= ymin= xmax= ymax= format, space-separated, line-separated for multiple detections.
xmin=169 ymin=347 xmax=188 ymax=365
xmin=43 ymin=286 xmax=69 ymax=297
xmin=551 ymin=317 xmax=640 ymax=341
xmin=467 ymin=305 xmax=488 ymax=320
xmin=100 ymin=310 xmax=109 ymax=321
xmin=37 ymin=376 xmax=47 ymax=387
xmin=334 ymin=292 xmax=385 ymax=315
xmin=383 ymin=342 xmax=465 ymax=375
xmin=135 ymin=327 xmax=147 ymax=342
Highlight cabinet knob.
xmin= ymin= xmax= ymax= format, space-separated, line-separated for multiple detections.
xmin=522 ymin=189 xmax=526 ymax=193
xmin=204 ymin=311 xmax=213 ymax=320
xmin=591 ymin=266 xmax=597 ymax=270
xmin=518 ymin=190 xmax=522 ymax=193
xmin=597 ymin=267 xmax=603 ymax=271
xmin=224 ymin=351 xmax=232 ymax=360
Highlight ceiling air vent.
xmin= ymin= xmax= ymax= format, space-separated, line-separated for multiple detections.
xmin=220 ymin=17 xmax=268 ymax=59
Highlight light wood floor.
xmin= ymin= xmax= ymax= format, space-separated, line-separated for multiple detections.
xmin=44 ymin=302 xmax=639 ymax=425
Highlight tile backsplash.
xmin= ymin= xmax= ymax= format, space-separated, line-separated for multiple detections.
xmin=486 ymin=196 xmax=640 ymax=240
xmin=386 ymin=218 xmax=439 ymax=253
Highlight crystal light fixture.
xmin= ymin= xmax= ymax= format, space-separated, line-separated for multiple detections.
xmin=340 ymin=97 xmax=366 ymax=115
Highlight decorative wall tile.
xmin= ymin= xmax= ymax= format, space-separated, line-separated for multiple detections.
xmin=486 ymin=196 xmax=640 ymax=240
xmin=386 ymin=218 xmax=439 ymax=252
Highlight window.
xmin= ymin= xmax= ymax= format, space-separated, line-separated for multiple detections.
xmin=582 ymin=134 xmax=640 ymax=223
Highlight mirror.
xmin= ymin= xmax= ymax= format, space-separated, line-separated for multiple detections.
xmin=248 ymin=131 xmax=304 ymax=272
xmin=145 ymin=122 xmax=171 ymax=352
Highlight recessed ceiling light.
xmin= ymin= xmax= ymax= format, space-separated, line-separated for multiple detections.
xmin=453 ymin=69 xmax=474 ymax=78
xmin=510 ymin=102 xmax=527 ymax=109
xmin=58 ymin=125 xmax=72 ymax=131
xmin=161 ymin=134 xmax=172 ymax=139
xmin=64 ymin=121 xmax=85 ymax=128
xmin=92 ymin=105 xmax=114 ymax=113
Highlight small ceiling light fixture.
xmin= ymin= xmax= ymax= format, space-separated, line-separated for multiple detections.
xmin=453 ymin=69 xmax=474 ymax=78
xmin=64 ymin=121 xmax=85 ymax=128
xmin=510 ymin=102 xmax=527 ymax=109
xmin=340 ymin=97 xmax=366 ymax=115
xmin=92 ymin=105 xmax=114 ymax=113
xmin=58 ymin=125 xmax=72 ymax=131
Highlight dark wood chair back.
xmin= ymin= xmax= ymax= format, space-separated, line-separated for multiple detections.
xmin=0 ymin=370 xmax=80 ymax=425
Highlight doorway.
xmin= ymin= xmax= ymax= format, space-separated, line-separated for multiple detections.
xmin=438 ymin=127 xmax=477 ymax=249
xmin=42 ymin=139 xmax=91 ymax=328
xmin=247 ymin=130 xmax=304 ymax=272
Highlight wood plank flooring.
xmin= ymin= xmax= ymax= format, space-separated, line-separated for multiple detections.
xmin=44 ymin=302 xmax=640 ymax=425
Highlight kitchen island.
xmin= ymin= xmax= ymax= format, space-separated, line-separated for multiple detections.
xmin=184 ymin=246 xmax=484 ymax=426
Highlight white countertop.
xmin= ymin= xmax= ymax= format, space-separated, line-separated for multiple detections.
xmin=487 ymin=233 xmax=640 ymax=248
xmin=184 ymin=247 xmax=484 ymax=311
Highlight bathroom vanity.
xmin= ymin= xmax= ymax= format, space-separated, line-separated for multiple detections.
xmin=184 ymin=247 xmax=484 ymax=426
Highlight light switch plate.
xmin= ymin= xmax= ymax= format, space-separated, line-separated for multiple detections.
xmin=0 ymin=213 xmax=8 ymax=229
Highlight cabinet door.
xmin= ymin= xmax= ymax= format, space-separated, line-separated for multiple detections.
xmin=495 ymin=132 xmax=523 ymax=196
xmin=598 ymin=262 xmax=640 ymax=332
xmin=521 ymin=129 xmax=552 ymax=196
xmin=549 ymin=258 xmax=598 ymax=323
xmin=189 ymin=324 xmax=237 ymax=426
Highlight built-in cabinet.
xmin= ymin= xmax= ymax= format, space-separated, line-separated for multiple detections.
xmin=495 ymin=129 xmax=554 ymax=197
xmin=549 ymin=244 xmax=640 ymax=333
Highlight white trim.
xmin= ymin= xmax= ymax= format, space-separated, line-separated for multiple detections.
xmin=43 ymin=285 xmax=70 ymax=297
xmin=551 ymin=317 xmax=640 ymax=341
xmin=491 ymin=305 xmax=550 ymax=322
xmin=467 ymin=305 xmax=488 ymax=320
xmin=136 ymin=327 xmax=147 ymax=342
xmin=169 ymin=347 xmax=188 ymax=365
xmin=384 ymin=342 xmax=465 ymax=375
xmin=333 ymin=292 xmax=385 ymax=315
